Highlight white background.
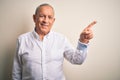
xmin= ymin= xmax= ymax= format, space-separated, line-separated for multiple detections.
xmin=0 ymin=0 xmax=120 ymax=80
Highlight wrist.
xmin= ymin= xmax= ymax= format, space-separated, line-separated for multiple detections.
xmin=79 ymin=38 xmax=89 ymax=44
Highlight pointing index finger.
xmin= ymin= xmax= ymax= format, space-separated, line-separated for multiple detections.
xmin=87 ymin=21 xmax=97 ymax=29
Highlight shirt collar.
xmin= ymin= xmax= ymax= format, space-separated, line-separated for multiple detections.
xmin=32 ymin=29 xmax=52 ymax=40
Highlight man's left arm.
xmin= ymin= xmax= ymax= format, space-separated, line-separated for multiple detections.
xmin=64 ymin=21 xmax=97 ymax=64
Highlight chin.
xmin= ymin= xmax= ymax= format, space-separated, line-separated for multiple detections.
xmin=42 ymin=30 xmax=50 ymax=35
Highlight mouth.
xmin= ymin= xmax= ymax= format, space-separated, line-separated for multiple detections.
xmin=41 ymin=23 xmax=49 ymax=27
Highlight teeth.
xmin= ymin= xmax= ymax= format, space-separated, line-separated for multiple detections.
xmin=41 ymin=24 xmax=48 ymax=26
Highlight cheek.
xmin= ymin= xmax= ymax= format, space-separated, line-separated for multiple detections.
xmin=37 ymin=19 xmax=41 ymax=23
xmin=35 ymin=20 xmax=41 ymax=25
xmin=36 ymin=18 xmax=42 ymax=22
xmin=50 ymin=21 xmax=54 ymax=25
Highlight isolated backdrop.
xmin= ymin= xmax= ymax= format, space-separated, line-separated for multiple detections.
xmin=0 ymin=0 xmax=120 ymax=80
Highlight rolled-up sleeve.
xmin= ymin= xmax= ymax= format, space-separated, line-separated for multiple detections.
xmin=64 ymin=38 xmax=89 ymax=64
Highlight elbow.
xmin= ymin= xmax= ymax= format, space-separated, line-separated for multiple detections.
xmin=75 ymin=60 xmax=85 ymax=65
xmin=71 ymin=58 xmax=85 ymax=65
xmin=77 ymin=60 xmax=85 ymax=65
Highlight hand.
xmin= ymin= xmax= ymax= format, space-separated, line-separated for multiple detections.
xmin=79 ymin=21 xmax=97 ymax=44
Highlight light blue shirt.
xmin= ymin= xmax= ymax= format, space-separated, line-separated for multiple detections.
xmin=12 ymin=30 xmax=88 ymax=80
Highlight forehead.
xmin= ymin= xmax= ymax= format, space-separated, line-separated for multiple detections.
xmin=38 ymin=6 xmax=54 ymax=15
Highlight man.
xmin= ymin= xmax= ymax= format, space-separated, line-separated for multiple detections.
xmin=12 ymin=3 xmax=96 ymax=80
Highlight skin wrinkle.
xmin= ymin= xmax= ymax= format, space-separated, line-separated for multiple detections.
xmin=33 ymin=3 xmax=97 ymax=43
xmin=33 ymin=4 xmax=55 ymax=40
xmin=12 ymin=3 xmax=97 ymax=80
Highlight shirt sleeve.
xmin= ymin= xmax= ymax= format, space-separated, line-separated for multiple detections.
xmin=12 ymin=39 xmax=22 ymax=80
xmin=64 ymin=37 xmax=89 ymax=65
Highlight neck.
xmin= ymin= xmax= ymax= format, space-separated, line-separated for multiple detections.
xmin=39 ymin=34 xmax=45 ymax=40
xmin=35 ymin=28 xmax=49 ymax=40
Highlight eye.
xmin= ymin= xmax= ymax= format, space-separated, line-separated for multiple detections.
xmin=39 ymin=15 xmax=44 ymax=18
xmin=48 ymin=16 xmax=53 ymax=19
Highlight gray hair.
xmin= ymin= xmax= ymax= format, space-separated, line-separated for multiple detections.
xmin=35 ymin=3 xmax=55 ymax=15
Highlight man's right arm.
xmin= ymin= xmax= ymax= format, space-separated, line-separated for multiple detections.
xmin=12 ymin=39 xmax=22 ymax=80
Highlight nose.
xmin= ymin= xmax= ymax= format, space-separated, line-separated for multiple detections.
xmin=43 ymin=16 xmax=49 ymax=23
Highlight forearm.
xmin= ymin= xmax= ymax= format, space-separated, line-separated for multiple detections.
xmin=64 ymin=41 xmax=88 ymax=64
xmin=12 ymin=57 xmax=22 ymax=80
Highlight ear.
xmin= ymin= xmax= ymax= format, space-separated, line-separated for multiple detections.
xmin=53 ymin=18 xmax=55 ymax=23
xmin=33 ymin=14 xmax=36 ymax=23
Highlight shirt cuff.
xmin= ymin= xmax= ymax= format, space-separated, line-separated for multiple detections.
xmin=77 ymin=41 xmax=89 ymax=50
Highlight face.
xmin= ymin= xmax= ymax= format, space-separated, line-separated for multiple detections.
xmin=33 ymin=6 xmax=55 ymax=35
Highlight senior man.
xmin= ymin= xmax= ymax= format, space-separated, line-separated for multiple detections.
xmin=12 ymin=3 xmax=96 ymax=80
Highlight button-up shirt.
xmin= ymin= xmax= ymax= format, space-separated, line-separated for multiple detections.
xmin=12 ymin=30 xmax=88 ymax=80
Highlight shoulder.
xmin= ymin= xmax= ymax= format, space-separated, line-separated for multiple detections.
xmin=50 ymin=31 xmax=68 ymax=42
xmin=18 ymin=32 xmax=32 ymax=40
xmin=52 ymin=31 xmax=65 ymax=38
xmin=17 ymin=31 xmax=33 ymax=44
xmin=51 ymin=31 xmax=66 ymax=39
